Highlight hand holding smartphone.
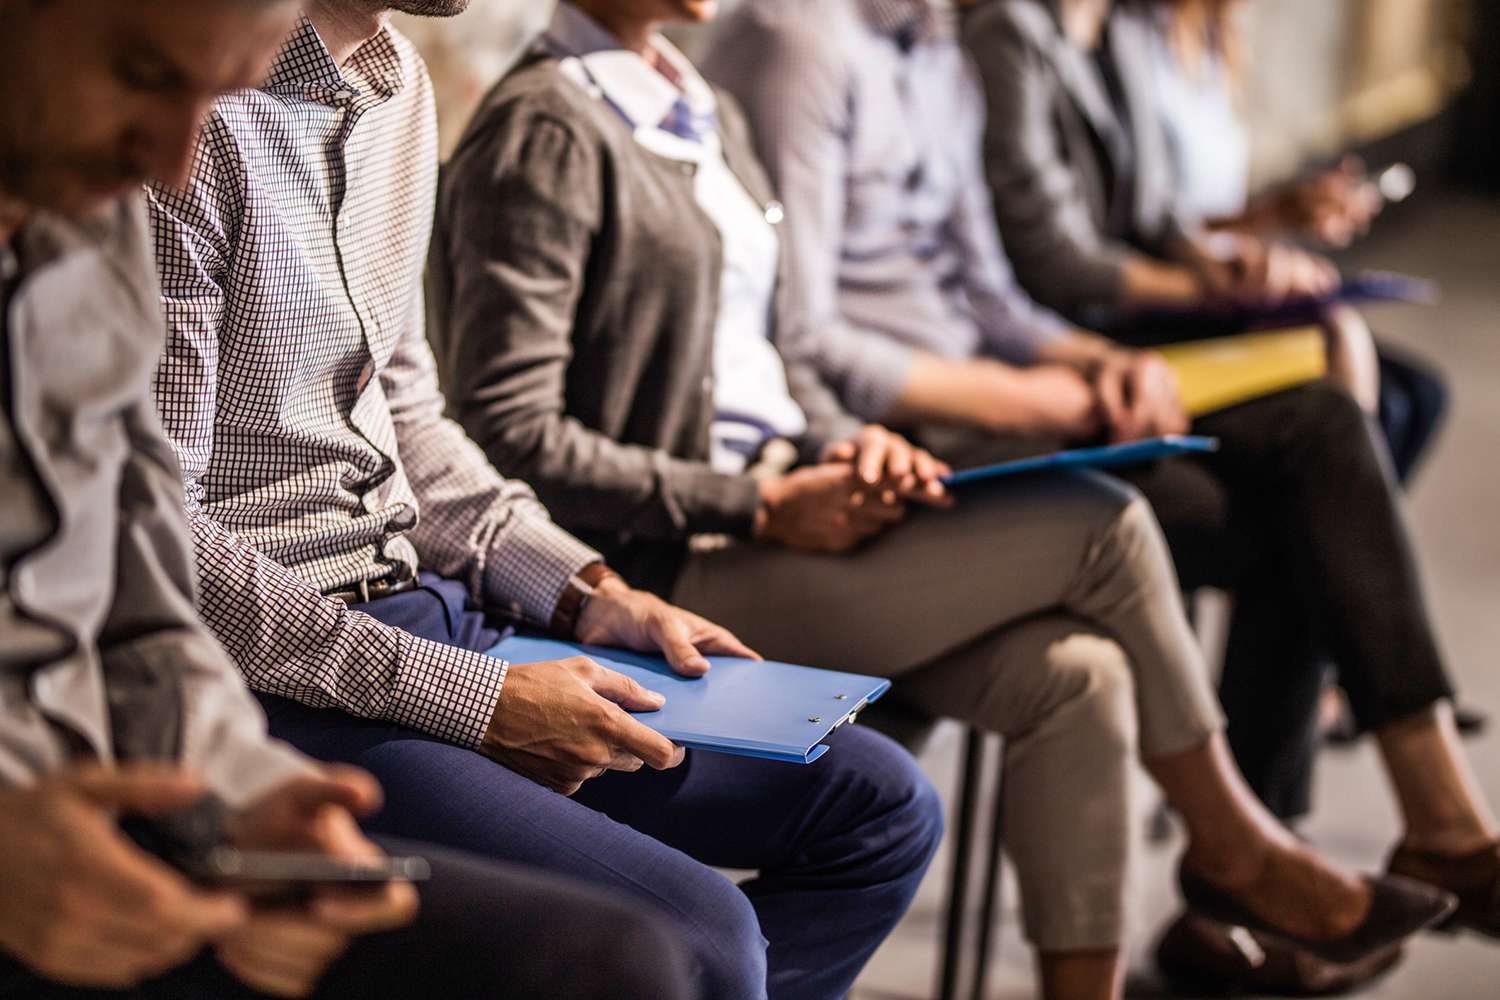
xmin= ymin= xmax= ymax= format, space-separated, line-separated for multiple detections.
xmin=121 ymin=793 xmax=429 ymax=902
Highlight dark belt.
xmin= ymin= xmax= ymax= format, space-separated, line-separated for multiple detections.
xmin=324 ymin=573 xmax=418 ymax=605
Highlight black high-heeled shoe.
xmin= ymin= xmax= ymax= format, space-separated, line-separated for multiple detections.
xmin=1178 ymin=865 xmax=1456 ymax=966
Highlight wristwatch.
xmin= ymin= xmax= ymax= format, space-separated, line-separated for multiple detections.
xmin=549 ymin=562 xmax=621 ymax=640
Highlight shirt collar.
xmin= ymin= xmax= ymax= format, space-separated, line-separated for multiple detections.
xmin=8 ymin=202 xmax=125 ymax=281
xmin=858 ymin=0 xmax=953 ymax=47
xmin=262 ymin=14 xmax=405 ymax=104
xmin=545 ymin=3 xmax=716 ymax=132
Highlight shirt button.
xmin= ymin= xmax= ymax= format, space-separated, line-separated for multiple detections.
xmin=679 ymin=163 xmax=695 ymax=177
xmin=701 ymin=376 xmax=713 ymax=395
xmin=764 ymin=201 xmax=785 ymax=226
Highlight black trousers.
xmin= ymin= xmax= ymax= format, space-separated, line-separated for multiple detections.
xmin=1117 ymin=378 xmax=1454 ymax=818
xmin=0 ymin=837 xmax=695 ymax=1000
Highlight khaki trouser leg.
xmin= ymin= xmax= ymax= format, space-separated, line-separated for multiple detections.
xmin=671 ymin=470 xmax=1224 ymax=949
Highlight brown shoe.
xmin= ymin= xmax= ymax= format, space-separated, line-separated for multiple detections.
xmin=1155 ymin=911 xmax=1405 ymax=997
xmin=1387 ymin=840 xmax=1500 ymax=938
xmin=1178 ymin=865 xmax=1456 ymax=966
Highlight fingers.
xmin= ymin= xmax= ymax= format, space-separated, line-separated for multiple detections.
xmin=310 ymin=880 xmax=419 ymax=935
xmin=586 ymin=662 xmax=667 ymax=712
xmin=83 ymin=827 xmax=248 ymax=938
xmin=821 ymin=439 xmax=856 ymax=464
xmin=881 ymin=429 xmax=914 ymax=483
xmin=1093 ymin=366 xmax=1131 ymax=442
xmin=855 ymin=426 xmax=888 ymax=485
xmin=647 ymin=611 xmax=711 ymax=677
xmin=604 ymin=710 xmax=682 ymax=771
xmin=67 ymin=765 xmax=206 ymax=817
xmin=217 ymin=926 xmax=348 ymax=999
xmin=274 ymin=771 xmax=382 ymax=821
xmin=688 ymin=619 xmax=761 ymax=661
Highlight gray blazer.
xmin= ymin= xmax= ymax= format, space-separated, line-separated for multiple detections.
xmin=964 ymin=0 xmax=1186 ymax=322
xmin=428 ymin=50 xmax=862 ymax=594
xmin=0 ymin=200 xmax=309 ymax=804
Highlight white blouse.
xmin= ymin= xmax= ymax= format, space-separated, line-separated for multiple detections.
xmin=547 ymin=3 xmax=808 ymax=475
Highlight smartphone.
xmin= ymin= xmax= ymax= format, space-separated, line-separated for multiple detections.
xmin=188 ymin=846 xmax=431 ymax=885
xmin=121 ymin=796 xmax=430 ymax=901
xmin=180 ymin=847 xmax=430 ymax=902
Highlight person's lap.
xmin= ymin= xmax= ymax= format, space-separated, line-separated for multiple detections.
xmin=670 ymin=469 xmax=1141 ymax=675
xmin=0 ymin=835 xmax=695 ymax=1000
xmin=258 ymin=694 xmax=937 ymax=1000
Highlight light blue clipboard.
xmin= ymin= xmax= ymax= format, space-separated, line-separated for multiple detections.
xmin=941 ymin=435 xmax=1220 ymax=487
xmin=486 ymin=636 xmax=891 ymax=764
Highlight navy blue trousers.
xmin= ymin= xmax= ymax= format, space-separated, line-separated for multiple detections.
xmin=258 ymin=576 xmax=943 ymax=1000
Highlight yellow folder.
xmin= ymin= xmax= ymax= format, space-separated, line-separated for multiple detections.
xmin=1159 ymin=327 xmax=1328 ymax=417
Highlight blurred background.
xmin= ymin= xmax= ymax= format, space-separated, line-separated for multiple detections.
xmin=398 ymin=1 xmax=1500 ymax=996
xmin=399 ymin=0 xmax=1499 ymax=192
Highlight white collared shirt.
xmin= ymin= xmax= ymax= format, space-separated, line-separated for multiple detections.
xmin=546 ymin=3 xmax=807 ymax=474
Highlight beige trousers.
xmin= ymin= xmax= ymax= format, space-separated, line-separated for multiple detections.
xmin=671 ymin=470 xmax=1223 ymax=951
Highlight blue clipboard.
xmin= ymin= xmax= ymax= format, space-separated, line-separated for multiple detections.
xmin=941 ymin=435 xmax=1220 ymax=488
xmin=486 ymin=635 xmax=891 ymax=764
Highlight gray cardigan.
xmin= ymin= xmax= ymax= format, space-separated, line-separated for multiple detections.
xmin=428 ymin=50 xmax=862 ymax=594
xmin=963 ymin=0 xmax=1187 ymax=323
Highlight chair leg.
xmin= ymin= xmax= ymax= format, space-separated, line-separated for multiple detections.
xmin=970 ymin=760 xmax=1007 ymax=1000
xmin=938 ymin=729 xmax=987 ymax=1000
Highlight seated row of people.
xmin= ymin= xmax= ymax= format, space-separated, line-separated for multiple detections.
xmin=2 ymin=1 xmax=1494 ymax=999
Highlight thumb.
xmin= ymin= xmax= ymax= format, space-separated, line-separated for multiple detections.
xmin=822 ymin=440 xmax=856 ymax=463
xmin=66 ymin=764 xmax=208 ymax=817
xmin=274 ymin=768 xmax=383 ymax=819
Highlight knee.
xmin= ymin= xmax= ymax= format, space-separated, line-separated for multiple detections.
xmin=1044 ymin=633 xmax=1140 ymax=755
xmin=1291 ymin=381 xmax=1372 ymax=444
xmin=820 ymin=727 xmax=945 ymax=870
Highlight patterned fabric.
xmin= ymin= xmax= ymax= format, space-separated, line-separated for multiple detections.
xmin=659 ymin=95 xmax=720 ymax=145
xmin=858 ymin=0 xmax=946 ymax=45
xmin=147 ymin=17 xmax=600 ymax=750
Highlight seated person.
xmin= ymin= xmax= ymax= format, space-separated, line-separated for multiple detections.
xmin=1138 ymin=0 xmax=1447 ymax=485
xmin=144 ymin=2 xmax=943 ymax=997
xmin=1141 ymin=0 xmax=1481 ymax=748
xmin=704 ymin=0 xmax=1500 ymax=941
xmin=426 ymin=3 xmax=1454 ymax=997
xmin=0 ymin=2 xmax=693 ymax=999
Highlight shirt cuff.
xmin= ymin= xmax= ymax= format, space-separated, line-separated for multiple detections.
xmin=389 ymin=633 xmax=511 ymax=749
xmin=481 ymin=514 xmax=602 ymax=628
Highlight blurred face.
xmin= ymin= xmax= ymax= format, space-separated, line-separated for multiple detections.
xmin=385 ymin=0 xmax=471 ymax=14
xmin=601 ymin=0 xmax=720 ymax=27
xmin=0 ymin=0 xmax=299 ymax=221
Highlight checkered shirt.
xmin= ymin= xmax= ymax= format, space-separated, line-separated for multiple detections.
xmin=147 ymin=17 xmax=600 ymax=749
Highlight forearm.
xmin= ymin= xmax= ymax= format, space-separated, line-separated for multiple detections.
xmin=886 ymin=353 xmax=1080 ymax=436
xmin=1118 ymin=254 xmax=1204 ymax=310
xmin=1034 ymin=329 xmax=1119 ymax=373
xmin=459 ymin=408 xmax=763 ymax=542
